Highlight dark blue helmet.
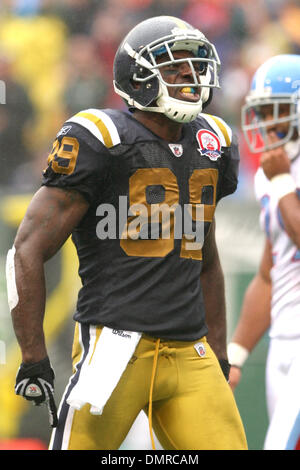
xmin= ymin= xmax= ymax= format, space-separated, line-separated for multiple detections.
xmin=113 ymin=16 xmax=221 ymax=123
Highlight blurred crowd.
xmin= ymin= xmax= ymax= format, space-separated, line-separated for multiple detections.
xmin=0 ymin=0 xmax=300 ymax=195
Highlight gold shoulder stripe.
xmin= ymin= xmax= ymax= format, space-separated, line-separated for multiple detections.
xmin=76 ymin=111 xmax=114 ymax=148
xmin=207 ymin=114 xmax=231 ymax=147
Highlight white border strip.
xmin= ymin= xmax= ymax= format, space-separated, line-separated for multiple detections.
xmin=67 ymin=109 xmax=121 ymax=147
xmin=49 ymin=324 xmax=97 ymax=450
xmin=86 ymin=108 xmax=121 ymax=146
xmin=66 ymin=115 xmax=106 ymax=145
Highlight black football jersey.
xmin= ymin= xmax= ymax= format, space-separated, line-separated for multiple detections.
xmin=42 ymin=108 xmax=239 ymax=341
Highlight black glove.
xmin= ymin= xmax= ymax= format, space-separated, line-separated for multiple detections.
xmin=219 ymin=358 xmax=231 ymax=382
xmin=15 ymin=356 xmax=58 ymax=427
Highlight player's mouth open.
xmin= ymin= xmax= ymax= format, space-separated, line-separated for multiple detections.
xmin=179 ymin=86 xmax=200 ymax=101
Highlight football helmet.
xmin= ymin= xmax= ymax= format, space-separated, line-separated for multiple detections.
xmin=241 ymin=54 xmax=300 ymax=156
xmin=113 ymin=16 xmax=221 ymax=123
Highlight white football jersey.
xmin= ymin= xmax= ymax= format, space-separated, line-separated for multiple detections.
xmin=254 ymin=154 xmax=300 ymax=339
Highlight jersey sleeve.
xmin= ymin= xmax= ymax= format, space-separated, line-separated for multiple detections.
xmin=254 ymin=167 xmax=268 ymax=202
xmin=216 ymin=133 xmax=240 ymax=202
xmin=42 ymin=109 xmax=120 ymax=204
xmin=198 ymin=113 xmax=240 ymax=202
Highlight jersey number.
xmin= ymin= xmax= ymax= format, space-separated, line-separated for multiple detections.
xmin=47 ymin=137 xmax=79 ymax=175
xmin=120 ymin=167 xmax=218 ymax=260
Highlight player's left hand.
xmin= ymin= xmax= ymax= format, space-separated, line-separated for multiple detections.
xmin=219 ymin=358 xmax=231 ymax=382
xmin=260 ymin=132 xmax=290 ymax=180
xmin=15 ymin=356 xmax=58 ymax=428
xmin=228 ymin=365 xmax=242 ymax=391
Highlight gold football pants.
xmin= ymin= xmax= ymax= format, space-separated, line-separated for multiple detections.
xmin=49 ymin=323 xmax=248 ymax=450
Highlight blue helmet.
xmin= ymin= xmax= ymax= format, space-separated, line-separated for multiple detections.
xmin=241 ymin=54 xmax=300 ymax=154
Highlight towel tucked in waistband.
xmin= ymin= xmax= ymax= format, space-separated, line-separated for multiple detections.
xmin=67 ymin=326 xmax=142 ymax=415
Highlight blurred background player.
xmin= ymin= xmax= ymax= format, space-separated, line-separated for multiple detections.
xmin=228 ymin=54 xmax=300 ymax=450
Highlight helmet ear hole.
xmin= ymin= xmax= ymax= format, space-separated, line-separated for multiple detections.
xmin=140 ymin=77 xmax=160 ymax=106
xmin=129 ymin=78 xmax=140 ymax=90
xmin=114 ymin=51 xmax=160 ymax=107
xmin=129 ymin=76 xmax=160 ymax=107
xmin=133 ymin=63 xmax=150 ymax=80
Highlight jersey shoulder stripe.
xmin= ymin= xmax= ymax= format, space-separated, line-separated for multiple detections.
xmin=66 ymin=108 xmax=121 ymax=148
xmin=199 ymin=113 xmax=232 ymax=147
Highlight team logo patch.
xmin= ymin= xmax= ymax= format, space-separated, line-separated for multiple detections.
xmin=196 ymin=129 xmax=222 ymax=161
xmin=194 ymin=342 xmax=206 ymax=357
xmin=168 ymin=143 xmax=183 ymax=157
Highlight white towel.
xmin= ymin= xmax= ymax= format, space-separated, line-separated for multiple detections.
xmin=67 ymin=326 xmax=142 ymax=415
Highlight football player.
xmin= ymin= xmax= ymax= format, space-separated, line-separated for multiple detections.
xmin=228 ymin=54 xmax=300 ymax=450
xmin=8 ymin=16 xmax=247 ymax=450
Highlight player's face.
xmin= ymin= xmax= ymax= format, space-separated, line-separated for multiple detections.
xmin=258 ymin=103 xmax=291 ymax=137
xmin=157 ymin=50 xmax=202 ymax=103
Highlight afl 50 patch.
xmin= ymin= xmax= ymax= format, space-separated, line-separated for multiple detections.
xmin=196 ymin=129 xmax=222 ymax=161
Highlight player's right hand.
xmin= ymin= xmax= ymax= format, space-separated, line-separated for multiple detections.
xmin=15 ymin=356 xmax=58 ymax=427
xmin=228 ymin=365 xmax=242 ymax=391
xmin=260 ymin=131 xmax=290 ymax=180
